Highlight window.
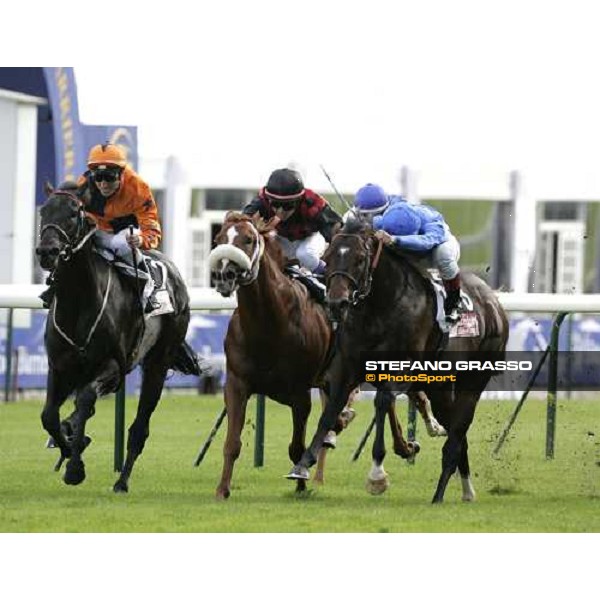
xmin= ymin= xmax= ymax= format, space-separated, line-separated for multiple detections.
xmin=205 ymin=189 xmax=247 ymax=211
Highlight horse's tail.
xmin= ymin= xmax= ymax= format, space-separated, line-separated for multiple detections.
xmin=171 ymin=340 xmax=204 ymax=376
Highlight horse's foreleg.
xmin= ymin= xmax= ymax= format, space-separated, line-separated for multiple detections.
xmin=113 ymin=364 xmax=168 ymax=493
xmin=457 ymin=437 xmax=476 ymax=502
xmin=387 ymin=394 xmax=420 ymax=459
xmin=64 ymin=360 xmax=120 ymax=486
xmin=314 ymin=389 xmax=330 ymax=484
xmin=40 ymin=368 xmax=74 ymax=469
xmin=366 ymin=390 xmax=392 ymax=495
xmin=287 ymin=369 xmax=356 ymax=480
xmin=216 ymin=374 xmax=250 ymax=500
xmin=289 ymin=392 xmax=311 ymax=493
xmin=413 ymin=391 xmax=447 ymax=437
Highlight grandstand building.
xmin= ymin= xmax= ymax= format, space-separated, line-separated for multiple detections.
xmin=0 ymin=67 xmax=597 ymax=297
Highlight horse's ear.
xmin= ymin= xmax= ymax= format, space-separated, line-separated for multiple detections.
xmin=44 ymin=181 xmax=54 ymax=197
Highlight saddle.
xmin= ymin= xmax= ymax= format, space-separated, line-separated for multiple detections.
xmin=93 ymin=247 xmax=175 ymax=318
xmin=384 ymin=245 xmax=476 ymax=337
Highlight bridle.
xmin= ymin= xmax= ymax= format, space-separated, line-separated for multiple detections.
xmin=211 ymin=220 xmax=265 ymax=288
xmin=41 ymin=190 xmax=110 ymax=355
xmin=237 ymin=223 xmax=264 ymax=286
xmin=326 ymin=233 xmax=384 ymax=305
xmin=40 ymin=190 xmax=97 ymax=262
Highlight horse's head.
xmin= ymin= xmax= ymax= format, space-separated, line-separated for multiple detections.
xmin=36 ymin=182 xmax=95 ymax=271
xmin=323 ymin=217 xmax=380 ymax=324
xmin=209 ymin=212 xmax=270 ymax=297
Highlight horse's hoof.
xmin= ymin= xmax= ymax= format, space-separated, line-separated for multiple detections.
xmin=409 ymin=441 xmax=421 ymax=455
xmin=286 ymin=465 xmax=310 ymax=480
xmin=113 ymin=480 xmax=129 ymax=494
xmin=322 ymin=431 xmax=337 ymax=449
xmin=215 ymin=488 xmax=231 ymax=500
xmin=427 ymin=422 xmax=447 ymax=437
xmin=366 ymin=476 xmax=390 ymax=495
xmin=63 ymin=459 xmax=86 ymax=486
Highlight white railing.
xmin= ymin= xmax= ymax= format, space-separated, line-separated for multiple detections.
xmin=0 ymin=285 xmax=236 ymax=310
xmin=2 ymin=285 xmax=600 ymax=313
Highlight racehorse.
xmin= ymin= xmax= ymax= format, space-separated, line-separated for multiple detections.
xmin=36 ymin=182 xmax=200 ymax=493
xmin=287 ymin=218 xmax=509 ymax=503
xmin=209 ymin=212 xmax=349 ymax=499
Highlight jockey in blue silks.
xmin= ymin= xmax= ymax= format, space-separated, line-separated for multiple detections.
xmin=353 ymin=183 xmax=463 ymax=323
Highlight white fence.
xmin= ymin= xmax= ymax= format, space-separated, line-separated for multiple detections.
xmin=3 ymin=285 xmax=600 ymax=313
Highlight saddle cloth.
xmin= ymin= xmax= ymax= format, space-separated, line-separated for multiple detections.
xmin=93 ymin=248 xmax=175 ymax=318
xmin=429 ymin=271 xmax=478 ymax=338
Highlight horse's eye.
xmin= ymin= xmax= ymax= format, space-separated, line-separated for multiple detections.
xmin=244 ymin=236 xmax=253 ymax=245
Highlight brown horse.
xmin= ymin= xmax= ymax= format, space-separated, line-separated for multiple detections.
xmin=288 ymin=218 xmax=509 ymax=503
xmin=209 ymin=212 xmax=346 ymax=499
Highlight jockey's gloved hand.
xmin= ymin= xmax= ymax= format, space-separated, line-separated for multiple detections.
xmin=374 ymin=230 xmax=394 ymax=246
xmin=126 ymin=232 xmax=142 ymax=248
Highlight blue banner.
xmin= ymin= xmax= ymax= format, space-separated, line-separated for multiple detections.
xmin=0 ymin=311 xmax=229 ymax=391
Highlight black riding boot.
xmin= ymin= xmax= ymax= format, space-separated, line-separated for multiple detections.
xmin=443 ymin=274 xmax=462 ymax=323
xmin=138 ymin=258 xmax=162 ymax=314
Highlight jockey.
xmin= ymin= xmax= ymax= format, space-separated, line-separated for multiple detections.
xmin=357 ymin=184 xmax=463 ymax=323
xmin=39 ymin=143 xmax=162 ymax=314
xmin=81 ymin=143 xmax=163 ymax=313
xmin=242 ymin=168 xmax=343 ymax=275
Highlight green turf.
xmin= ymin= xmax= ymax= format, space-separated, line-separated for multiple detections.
xmin=1 ymin=394 xmax=599 ymax=532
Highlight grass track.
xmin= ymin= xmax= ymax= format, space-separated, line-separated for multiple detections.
xmin=1 ymin=394 xmax=599 ymax=532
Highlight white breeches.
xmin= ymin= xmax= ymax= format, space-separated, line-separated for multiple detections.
xmin=94 ymin=228 xmax=143 ymax=265
xmin=277 ymin=232 xmax=327 ymax=271
xmin=412 ymin=234 xmax=461 ymax=280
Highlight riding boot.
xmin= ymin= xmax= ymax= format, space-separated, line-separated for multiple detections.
xmin=443 ymin=273 xmax=462 ymax=323
xmin=138 ymin=257 xmax=162 ymax=314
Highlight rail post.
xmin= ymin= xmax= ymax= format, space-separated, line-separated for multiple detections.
xmin=546 ymin=312 xmax=568 ymax=459
xmin=4 ymin=308 xmax=13 ymax=402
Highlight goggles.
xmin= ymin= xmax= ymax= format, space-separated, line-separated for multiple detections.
xmin=92 ymin=168 xmax=121 ymax=183
xmin=270 ymin=199 xmax=298 ymax=211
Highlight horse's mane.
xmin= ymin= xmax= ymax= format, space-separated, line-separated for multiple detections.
xmin=342 ymin=215 xmax=372 ymax=236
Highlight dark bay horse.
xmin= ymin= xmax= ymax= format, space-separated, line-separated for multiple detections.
xmin=288 ymin=218 xmax=509 ymax=503
xmin=36 ymin=183 xmax=200 ymax=492
xmin=209 ymin=212 xmax=343 ymax=499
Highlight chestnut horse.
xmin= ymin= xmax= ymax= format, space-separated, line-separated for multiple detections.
xmin=209 ymin=212 xmax=341 ymax=499
xmin=288 ymin=218 xmax=509 ymax=503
